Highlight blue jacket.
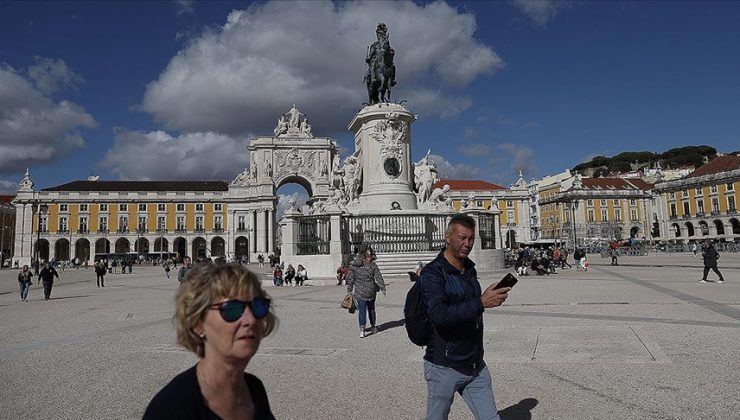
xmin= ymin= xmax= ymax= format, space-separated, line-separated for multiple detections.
xmin=420 ymin=249 xmax=485 ymax=375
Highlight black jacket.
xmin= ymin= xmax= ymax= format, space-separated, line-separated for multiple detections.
xmin=702 ymin=245 xmax=720 ymax=267
xmin=38 ymin=267 xmax=59 ymax=283
xmin=420 ymin=249 xmax=485 ymax=375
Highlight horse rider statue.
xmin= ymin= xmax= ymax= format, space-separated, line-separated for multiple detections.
xmin=364 ymin=23 xmax=397 ymax=105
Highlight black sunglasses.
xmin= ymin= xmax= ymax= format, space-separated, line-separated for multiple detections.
xmin=208 ymin=298 xmax=271 ymax=322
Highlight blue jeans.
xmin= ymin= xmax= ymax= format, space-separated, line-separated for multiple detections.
xmin=423 ymin=361 xmax=500 ymax=420
xmin=356 ymin=298 xmax=376 ymax=327
xmin=19 ymin=282 xmax=30 ymax=300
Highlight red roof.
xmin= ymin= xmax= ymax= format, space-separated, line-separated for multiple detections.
xmin=581 ymin=178 xmax=653 ymax=191
xmin=0 ymin=195 xmax=15 ymax=203
xmin=686 ymin=155 xmax=740 ymax=178
xmin=432 ymin=180 xmax=506 ymax=191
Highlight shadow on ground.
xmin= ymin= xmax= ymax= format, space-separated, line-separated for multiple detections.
xmin=499 ymin=398 xmax=538 ymax=420
xmin=377 ymin=318 xmax=405 ymax=332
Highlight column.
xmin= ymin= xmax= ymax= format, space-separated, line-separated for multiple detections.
xmin=494 ymin=213 xmax=503 ymax=249
xmin=267 ymin=209 xmax=274 ymax=254
xmin=256 ymin=209 xmax=266 ymax=255
xmin=15 ymin=203 xmax=32 ymax=264
xmin=226 ymin=209 xmax=234 ymax=255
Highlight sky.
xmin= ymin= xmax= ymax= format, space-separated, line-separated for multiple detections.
xmin=1 ymin=0 xmax=740 ymax=200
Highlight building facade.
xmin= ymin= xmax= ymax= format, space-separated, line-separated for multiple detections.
xmin=1 ymin=195 xmax=15 ymax=268
xmin=652 ymin=154 xmax=740 ymax=243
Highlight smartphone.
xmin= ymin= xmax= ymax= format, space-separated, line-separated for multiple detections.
xmin=493 ymin=273 xmax=518 ymax=290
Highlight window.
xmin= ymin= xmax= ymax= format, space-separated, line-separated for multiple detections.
xmin=157 ymin=216 xmax=166 ymax=231
xmin=613 ymin=199 xmax=620 ymax=205
xmin=99 ymin=216 xmax=108 ymax=232
xmin=506 ymin=200 xmax=513 ymax=207
xmin=195 ymin=203 xmax=204 ymax=212
xmin=601 ymin=209 xmax=608 ymax=221
xmin=696 ymin=187 xmax=702 ymax=195
xmin=99 ymin=203 xmax=108 ymax=212
xmin=669 ymin=192 xmax=675 ymax=199
xmin=631 ymin=209 xmax=638 ymax=221
xmin=615 ymin=209 xmax=621 ymax=222
xmin=59 ymin=204 xmax=68 ymax=212
xmin=600 ymin=199 xmax=607 ymax=206
xmin=682 ymin=190 xmax=689 ymax=198
xmin=118 ymin=215 xmax=128 ymax=231
xmin=710 ymin=185 xmax=718 ymax=193
xmin=238 ymin=216 xmax=245 ymax=231
xmin=214 ymin=203 xmax=223 ymax=211
xmin=588 ymin=210 xmax=594 ymax=222
xmin=507 ymin=210 xmax=515 ymax=223
xmin=79 ymin=216 xmax=88 ymax=232
xmin=477 ymin=200 xmax=483 ymax=208
xmin=727 ymin=183 xmax=734 ymax=191
xmin=670 ymin=203 xmax=677 ymax=217
xmin=119 ymin=203 xmax=128 ymax=212
xmin=683 ymin=202 xmax=690 ymax=216
xmin=630 ymin=199 xmax=636 ymax=206
xmin=138 ymin=203 xmax=147 ymax=212
xmin=138 ymin=216 xmax=147 ymax=231
xmin=176 ymin=203 xmax=185 ymax=212
xmin=195 ymin=216 xmax=204 ymax=231
xmin=214 ymin=215 xmax=222 ymax=230
xmin=176 ymin=216 xmax=185 ymax=231
xmin=59 ymin=216 xmax=68 ymax=232
xmin=712 ymin=198 xmax=720 ymax=213
xmin=157 ymin=203 xmax=166 ymax=212
xmin=696 ymin=199 xmax=704 ymax=215
xmin=79 ymin=204 xmax=88 ymax=212
xmin=729 ymin=196 xmax=736 ymax=212
xmin=39 ymin=216 xmax=48 ymax=232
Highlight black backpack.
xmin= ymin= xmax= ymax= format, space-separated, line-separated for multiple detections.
xmin=404 ymin=279 xmax=431 ymax=346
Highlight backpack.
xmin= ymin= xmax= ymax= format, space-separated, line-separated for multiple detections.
xmin=404 ymin=279 xmax=431 ymax=346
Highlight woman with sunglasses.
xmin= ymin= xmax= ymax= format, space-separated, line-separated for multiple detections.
xmin=144 ymin=263 xmax=277 ymax=419
xmin=346 ymin=244 xmax=386 ymax=338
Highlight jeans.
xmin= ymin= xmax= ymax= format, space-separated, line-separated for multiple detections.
xmin=703 ymin=265 xmax=724 ymax=281
xmin=356 ymin=298 xmax=376 ymax=327
xmin=42 ymin=280 xmax=53 ymax=299
xmin=19 ymin=282 xmax=30 ymax=300
xmin=97 ymin=274 xmax=105 ymax=287
xmin=424 ymin=361 xmax=500 ymax=420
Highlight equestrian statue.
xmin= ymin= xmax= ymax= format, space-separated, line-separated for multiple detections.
xmin=364 ymin=23 xmax=397 ymax=105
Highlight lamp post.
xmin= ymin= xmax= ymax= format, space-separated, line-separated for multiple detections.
xmin=571 ymin=199 xmax=579 ymax=250
xmin=34 ymin=201 xmax=48 ymax=274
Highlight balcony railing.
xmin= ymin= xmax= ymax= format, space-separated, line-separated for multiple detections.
xmin=175 ymin=228 xmax=187 ymax=233
xmin=213 ymin=227 xmax=224 ymax=233
xmin=97 ymin=229 xmax=109 ymax=234
xmin=117 ymin=228 xmax=129 ymax=233
xmin=77 ymin=228 xmax=89 ymax=234
xmin=137 ymin=228 xmax=148 ymax=234
xmin=156 ymin=229 xmax=168 ymax=234
xmin=194 ymin=228 xmax=205 ymax=233
xmin=696 ymin=212 xmax=705 ymax=217
xmin=728 ymin=207 xmax=737 ymax=214
xmin=711 ymin=210 xmax=721 ymax=216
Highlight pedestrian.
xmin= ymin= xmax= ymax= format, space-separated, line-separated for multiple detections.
xmin=18 ymin=264 xmax=33 ymax=302
xmin=257 ymin=254 xmax=264 ymax=269
xmin=336 ymin=263 xmax=349 ymax=285
xmin=273 ymin=265 xmax=283 ymax=287
xmin=295 ymin=264 xmax=308 ymax=286
xmin=112 ymin=259 xmax=118 ymax=274
xmin=692 ymin=242 xmax=698 ymax=256
xmin=419 ymin=213 xmax=510 ymax=419
xmin=143 ymin=263 xmax=277 ymax=419
xmin=699 ymin=240 xmax=725 ymax=283
xmin=38 ymin=262 xmax=59 ymax=300
xmin=609 ymin=241 xmax=619 ymax=266
xmin=177 ymin=257 xmax=192 ymax=283
xmin=346 ymin=244 xmax=386 ymax=338
xmin=559 ymin=248 xmax=571 ymax=269
xmin=95 ymin=261 xmax=106 ymax=287
xmin=163 ymin=260 xmax=171 ymax=279
xmin=284 ymin=264 xmax=295 ymax=286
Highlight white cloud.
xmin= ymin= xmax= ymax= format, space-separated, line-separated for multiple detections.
xmin=497 ymin=143 xmax=538 ymax=178
xmin=141 ymin=0 xmax=502 ymax=137
xmin=429 ymin=154 xmax=486 ymax=179
xmin=0 ymin=179 xmax=18 ymax=194
xmin=175 ymin=0 xmax=194 ymax=15
xmin=27 ymin=56 xmax=84 ymax=94
xmin=99 ymin=129 xmax=249 ymax=180
xmin=457 ymin=143 xmax=492 ymax=157
xmin=0 ymin=63 xmax=96 ymax=174
xmin=276 ymin=192 xmax=308 ymax=221
xmin=510 ymin=0 xmax=572 ymax=27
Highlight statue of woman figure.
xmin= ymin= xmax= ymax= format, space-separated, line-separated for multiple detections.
xmin=287 ymin=105 xmax=303 ymax=129
xmin=300 ymin=118 xmax=312 ymax=136
xmin=274 ymin=115 xmax=288 ymax=136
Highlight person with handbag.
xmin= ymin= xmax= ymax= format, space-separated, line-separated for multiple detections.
xmin=346 ymin=244 xmax=386 ymax=338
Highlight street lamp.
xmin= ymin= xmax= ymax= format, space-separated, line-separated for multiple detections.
xmin=34 ymin=202 xmax=48 ymax=274
xmin=571 ymin=199 xmax=579 ymax=250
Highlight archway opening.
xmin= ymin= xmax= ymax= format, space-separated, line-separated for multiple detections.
xmin=75 ymin=238 xmax=91 ymax=262
xmin=713 ymin=220 xmax=725 ymax=236
xmin=672 ymin=223 xmax=681 ymax=238
xmin=630 ymin=226 xmax=639 ymax=239
xmin=276 ymin=180 xmax=312 ymax=254
xmin=235 ymin=236 xmax=249 ymax=262
xmin=211 ymin=237 xmax=226 ymax=257
xmin=154 ymin=237 xmax=169 ymax=253
xmin=685 ymin=222 xmax=695 ymax=237
xmin=115 ymin=238 xmax=131 ymax=254
xmin=173 ymin=237 xmax=187 ymax=260
xmin=55 ymin=238 xmax=70 ymax=261
xmin=505 ymin=230 xmax=516 ymax=249
xmin=34 ymin=239 xmax=50 ymax=262
xmin=95 ymin=238 xmax=110 ymax=258
xmin=730 ymin=218 xmax=740 ymax=236
xmin=698 ymin=221 xmax=709 ymax=237
xmin=192 ymin=237 xmax=207 ymax=260
xmin=135 ymin=238 xmax=149 ymax=254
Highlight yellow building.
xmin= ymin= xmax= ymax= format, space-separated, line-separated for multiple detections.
xmin=653 ymin=154 xmax=740 ymax=243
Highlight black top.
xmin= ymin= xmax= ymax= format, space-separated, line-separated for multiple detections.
xmin=143 ymin=366 xmax=275 ymax=420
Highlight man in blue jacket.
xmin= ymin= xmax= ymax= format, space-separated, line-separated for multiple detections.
xmin=420 ymin=214 xmax=511 ymax=419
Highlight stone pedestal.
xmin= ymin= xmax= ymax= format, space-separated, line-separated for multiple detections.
xmin=348 ymin=103 xmax=417 ymax=212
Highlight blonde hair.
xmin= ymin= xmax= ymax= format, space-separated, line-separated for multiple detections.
xmin=174 ymin=263 xmax=277 ymax=358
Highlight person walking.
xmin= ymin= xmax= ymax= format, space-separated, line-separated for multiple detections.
xmin=163 ymin=260 xmax=171 ymax=279
xmin=419 ymin=214 xmax=510 ymax=419
xmin=346 ymin=244 xmax=386 ymax=338
xmin=95 ymin=261 xmax=106 ymax=287
xmin=38 ymin=262 xmax=59 ymax=300
xmin=177 ymin=257 xmax=192 ymax=283
xmin=336 ymin=263 xmax=349 ymax=285
xmin=559 ymin=248 xmax=571 ymax=269
xmin=700 ymin=240 xmax=725 ymax=283
xmin=18 ymin=265 xmax=33 ymax=302
xmin=257 ymin=254 xmax=264 ymax=269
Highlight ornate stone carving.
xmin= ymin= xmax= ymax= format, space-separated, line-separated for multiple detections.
xmin=372 ymin=112 xmax=407 ymax=161
xmin=18 ymin=168 xmax=33 ymax=192
xmin=230 ymin=167 xmax=252 ymax=186
xmin=273 ymin=105 xmax=314 ymax=138
xmin=274 ymin=148 xmax=316 ymax=178
xmin=414 ymin=150 xmax=439 ymax=204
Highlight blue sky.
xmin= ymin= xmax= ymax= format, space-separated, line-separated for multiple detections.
xmin=1 ymin=0 xmax=739 ymax=196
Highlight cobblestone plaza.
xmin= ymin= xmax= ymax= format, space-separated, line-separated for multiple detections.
xmin=1 ymin=254 xmax=738 ymax=419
